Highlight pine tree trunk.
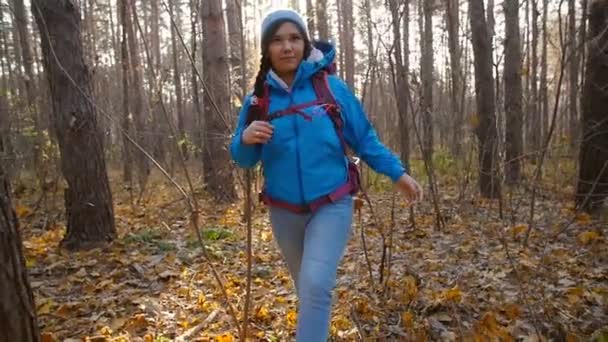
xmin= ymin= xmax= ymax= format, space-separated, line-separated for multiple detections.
xmin=32 ymin=0 xmax=116 ymax=250
xmin=388 ymin=0 xmax=410 ymax=165
xmin=540 ymin=0 xmax=549 ymax=144
xmin=337 ymin=0 xmax=344 ymax=79
xmin=0 ymin=160 xmax=39 ymax=342
xmin=316 ymin=0 xmax=328 ymax=40
xmin=568 ymin=0 xmax=579 ymax=147
xmin=201 ymin=0 xmax=236 ymax=202
xmin=168 ymin=0 xmax=186 ymax=160
xmin=149 ymin=0 xmax=166 ymax=165
xmin=469 ymin=0 xmax=501 ymax=198
xmin=343 ymin=0 xmax=355 ymax=88
xmin=119 ymin=0 xmax=132 ymax=183
xmin=446 ymin=0 xmax=464 ymax=157
xmin=504 ymin=0 xmax=523 ymax=184
xmin=306 ymin=0 xmax=316 ymax=39
xmin=530 ymin=0 xmax=540 ymax=159
xmin=190 ymin=0 xmax=203 ymax=160
xmin=226 ymin=0 xmax=244 ymax=100
xmin=12 ymin=0 xmax=42 ymax=173
xmin=576 ymin=0 xmax=608 ymax=212
xmin=504 ymin=0 xmax=524 ymax=184
xmin=421 ymin=0 xmax=434 ymax=155
xmin=123 ymin=0 xmax=150 ymax=187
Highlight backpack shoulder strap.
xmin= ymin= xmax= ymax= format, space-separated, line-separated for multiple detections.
xmin=312 ymin=71 xmax=349 ymax=154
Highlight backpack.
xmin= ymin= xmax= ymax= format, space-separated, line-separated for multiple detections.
xmin=246 ymin=68 xmax=361 ymax=214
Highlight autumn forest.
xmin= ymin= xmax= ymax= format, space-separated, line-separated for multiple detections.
xmin=0 ymin=0 xmax=607 ymax=340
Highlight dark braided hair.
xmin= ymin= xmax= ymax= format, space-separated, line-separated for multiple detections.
xmin=246 ymin=19 xmax=312 ymax=125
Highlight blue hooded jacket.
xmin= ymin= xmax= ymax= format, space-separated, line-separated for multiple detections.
xmin=230 ymin=42 xmax=407 ymax=206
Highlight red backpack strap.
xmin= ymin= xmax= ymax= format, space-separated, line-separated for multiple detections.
xmin=312 ymin=71 xmax=348 ymax=154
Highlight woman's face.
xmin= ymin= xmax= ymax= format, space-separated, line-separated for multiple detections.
xmin=267 ymin=22 xmax=305 ymax=77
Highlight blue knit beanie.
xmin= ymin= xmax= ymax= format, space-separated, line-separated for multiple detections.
xmin=260 ymin=9 xmax=309 ymax=44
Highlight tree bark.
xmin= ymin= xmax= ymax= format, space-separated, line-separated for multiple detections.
xmin=32 ymin=0 xmax=116 ymax=250
xmin=201 ymin=0 xmax=236 ymax=202
xmin=421 ymin=0 xmax=434 ymax=155
xmin=123 ymin=0 xmax=150 ymax=187
xmin=343 ymin=0 xmax=355 ymax=88
xmin=469 ymin=0 xmax=501 ymax=198
xmin=540 ymin=0 xmax=549 ymax=145
xmin=226 ymin=0 xmax=244 ymax=100
xmin=306 ymin=0 xmax=316 ymax=39
xmin=446 ymin=0 xmax=464 ymax=157
xmin=504 ymin=0 xmax=524 ymax=184
xmin=168 ymin=0 xmax=186 ymax=159
xmin=118 ymin=0 xmax=132 ymax=183
xmin=12 ymin=0 xmax=42 ymax=172
xmin=568 ymin=0 xmax=579 ymax=147
xmin=190 ymin=0 xmax=203 ymax=160
xmin=530 ymin=0 xmax=540 ymax=159
xmin=576 ymin=0 xmax=608 ymax=212
xmin=0 ymin=158 xmax=40 ymax=342
xmin=149 ymin=0 xmax=166 ymax=165
xmin=316 ymin=0 xmax=328 ymax=41
xmin=388 ymin=0 xmax=410 ymax=165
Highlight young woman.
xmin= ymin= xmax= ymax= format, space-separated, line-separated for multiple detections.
xmin=230 ymin=8 xmax=423 ymax=341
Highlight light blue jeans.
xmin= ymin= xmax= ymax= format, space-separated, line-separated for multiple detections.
xmin=269 ymin=195 xmax=353 ymax=342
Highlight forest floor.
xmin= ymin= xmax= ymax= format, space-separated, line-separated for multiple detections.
xmin=14 ymin=165 xmax=608 ymax=341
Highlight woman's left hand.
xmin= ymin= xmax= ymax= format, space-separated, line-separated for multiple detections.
xmin=395 ymin=173 xmax=423 ymax=205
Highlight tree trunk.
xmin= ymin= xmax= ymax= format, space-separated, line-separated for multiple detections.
xmin=388 ymin=0 xmax=410 ymax=165
xmin=446 ymin=0 xmax=464 ymax=157
xmin=0 ymin=159 xmax=39 ymax=342
xmin=149 ymin=0 xmax=166 ymax=165
xmin=337 ymin=0 xmax=344 ymax=79
xmin=568 ymin=0 xmax=579 ymax=147
xmin=530 ymin=0 xmax=540 ymax=159
xmin=579 ymin=0 xmax=589 ymax=92
xmin=469 ymin=0 xmax=501 ymax=198
xmin=316 ymin=0 xmax=328 ymax=40
xmin=0 ymin=3 xmax=9 ymax=94
xmin=201 ymin=0 xmax=236 ymax=202
xmin=343 ymin=0 xmax=355 ymax=88
xmin=168 ymin=0 xmax=186 ymax=160
xmin=421 ymin=0 xmax=434 ymax=155
xmin=504 ymin=0 xmax=524 ymax=184
xmin=190 ymin=0 xmax=203 ymax=160
xmin=119 ymin=0 xmax=132 ymax=183
xmin=540 ymin=0 xmax=549 ymax=145
xmin=306 ymin=0 xmax=316 ymax=39
xmin=123 ymin=0 xmax=150 ymax=188
xmin=12 ymin=0 xmax=42 ymax=173
xmin=32 ymin=0 xmax=116 ymax=250
xmin=576 ymin=0 xmax=608 ymax=212
xmin=226 ymin=0 xmax=244 ymax=100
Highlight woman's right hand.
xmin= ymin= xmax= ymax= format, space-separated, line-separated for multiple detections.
xmin=242 ymin=120 xmax=274 ymax=145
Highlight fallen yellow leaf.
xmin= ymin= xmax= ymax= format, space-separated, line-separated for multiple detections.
xmin=15 ymin=204 xmax=32 ymax=218
xmin=578 ymin=231 xmax=600 ymax=245
xmin=255 ymin=305 xmax=272 ymax=323
xmin=575 ymin=213 xmax=592 ymax=225
xmin=216 ymin=333 xmax=234 ymax=342
xmin=510 ymin=224 xmax=527 ymax=238
xmin=439 ymin=286 xmax=462 ymax=303
xmin=402 ymin=311 xmax=414 ymax=329
xmin=287 ymin=310 xmax=297 ymax=327
xmin=37 ymin=299 xmax=55 ymax=315
xmin=503 ymin=303 xmax=521 ymax=320
xmin=41 ymin=332 xmax=56 ymax=342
